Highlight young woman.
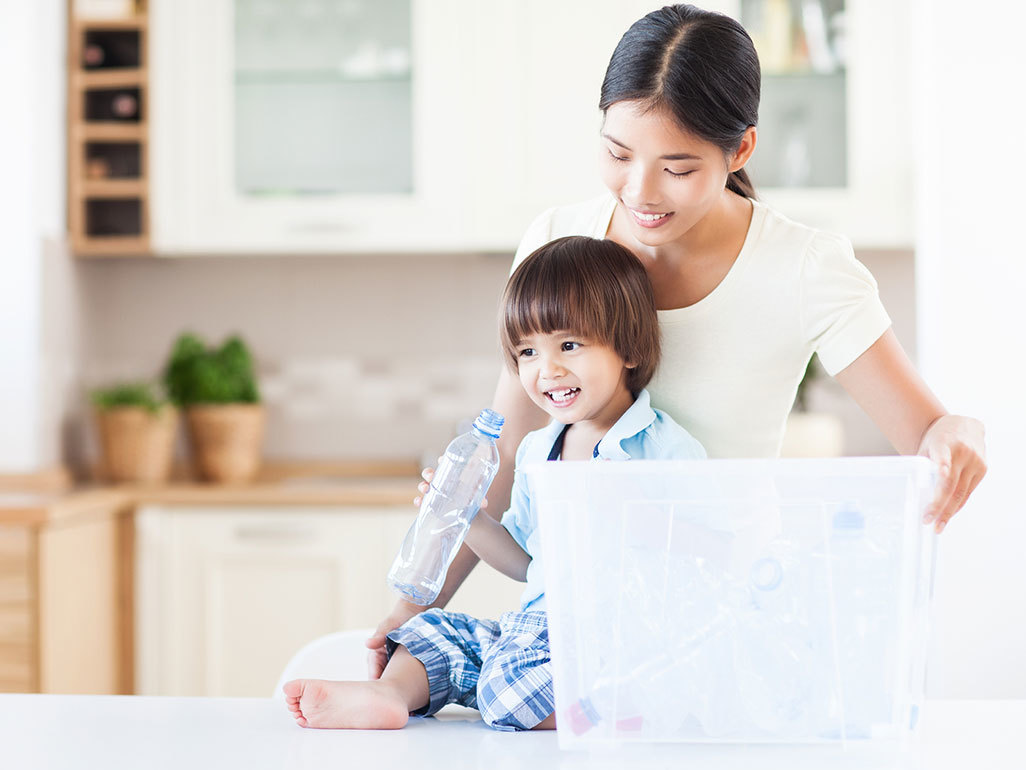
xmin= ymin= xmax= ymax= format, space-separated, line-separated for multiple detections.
xmin=366 ymin=3 xmax=987 ymax=676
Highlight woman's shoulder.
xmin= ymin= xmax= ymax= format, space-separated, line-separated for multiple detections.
xmin=749 ymin=199 xmax=855 ymax=264
xmin=513 ymin=194 xmax=616 ymax=267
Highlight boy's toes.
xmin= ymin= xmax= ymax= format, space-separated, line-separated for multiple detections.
xmin=282 ymin=679 xmax=305 ymax=700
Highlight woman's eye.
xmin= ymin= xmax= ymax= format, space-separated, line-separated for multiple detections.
xmin=606 ymin=148 xmax=629 ymax=163
xmin=667 ymin=169 xmax=695 ymax=178
xmin=561 ymin=341 xmax=581 ymax=352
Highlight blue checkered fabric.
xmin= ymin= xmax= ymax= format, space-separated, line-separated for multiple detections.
xmin=386 ymin=608 xmax=553 ymax=731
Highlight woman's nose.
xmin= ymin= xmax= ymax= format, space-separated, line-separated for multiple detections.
xmin=624 ymin=165 xmax=660 ymax=207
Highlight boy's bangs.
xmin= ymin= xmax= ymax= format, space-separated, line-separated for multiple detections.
xmin=504 ymin=282 xmax=601 ymax=347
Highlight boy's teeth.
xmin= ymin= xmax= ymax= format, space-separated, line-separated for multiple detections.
xmin=548 ymin=388 xmax=579 ymax=402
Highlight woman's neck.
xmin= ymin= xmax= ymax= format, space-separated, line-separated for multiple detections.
xmin=611 ymin=190 xmax=753 ymax=310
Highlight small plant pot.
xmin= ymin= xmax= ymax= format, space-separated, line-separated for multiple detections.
xmin=780 ymin=411 xmax=845 ymax=458
xmin=185 ymin=404 xmax=265 ymax=483
xmin=95 ymin=405 xmax=178 ymax=483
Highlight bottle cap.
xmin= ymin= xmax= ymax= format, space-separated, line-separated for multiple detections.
xmin=472 ymin=409 xmax=504 ymax=439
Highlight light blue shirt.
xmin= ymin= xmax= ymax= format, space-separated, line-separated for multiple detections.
xmin=499 ymin=388 xmax=706 ymax=611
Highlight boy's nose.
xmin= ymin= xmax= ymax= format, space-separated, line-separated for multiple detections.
xmin=539 ymin=356 xmax=567 ymax=379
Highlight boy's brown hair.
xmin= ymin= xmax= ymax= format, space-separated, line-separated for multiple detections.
xmin=499 ymin=235 xmax=661 ymax=395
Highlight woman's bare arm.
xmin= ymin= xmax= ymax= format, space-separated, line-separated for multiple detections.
xmin=833 ymin=329 xmax=987 ymax=532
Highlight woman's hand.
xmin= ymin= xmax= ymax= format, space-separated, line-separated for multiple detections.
xmin=918 ymin=414 xmax=987 ymax=533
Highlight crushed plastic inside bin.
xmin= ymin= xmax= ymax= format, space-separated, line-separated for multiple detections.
xmin=527 ymin=457 xmax=937 ymax=748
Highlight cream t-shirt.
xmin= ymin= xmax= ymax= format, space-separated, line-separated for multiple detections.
xmin=510 ymin=194 xmax=891 ymax=458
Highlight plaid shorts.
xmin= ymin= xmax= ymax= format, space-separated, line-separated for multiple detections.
xmin=385 ymin=608 xmax=553 ymax=732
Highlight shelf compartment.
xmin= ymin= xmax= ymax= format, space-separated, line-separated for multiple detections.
xmin=84 ymin=141 xmax=142 ymax=179
xmin=82 ymin=27 xmax=141 ymax=69
xmin=84 ymin=87 xmax=143 ymax=122
xmin=85 ymin=198 xmax=143 ymax=237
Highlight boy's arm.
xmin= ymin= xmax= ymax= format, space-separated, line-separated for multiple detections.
xmin=464 ymin=513 xmax=531 ymax=582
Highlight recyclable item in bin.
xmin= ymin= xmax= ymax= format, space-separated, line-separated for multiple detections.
xmin=529 ymin=457 xmax=938 ymax=747
xmin=388 ymin=409 xmax=504 ymax=605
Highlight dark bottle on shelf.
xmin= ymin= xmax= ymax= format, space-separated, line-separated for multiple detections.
xmin=82 ymin=30 xmax=141 ymax=69
xmin=85 ymin=88 xmax=142 ymax=122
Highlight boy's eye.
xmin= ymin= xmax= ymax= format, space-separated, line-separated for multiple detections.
xmin=561 ymin=341 xmax=581 ymax=352
xmin=518 ymin=348 xmax=536 ymax=358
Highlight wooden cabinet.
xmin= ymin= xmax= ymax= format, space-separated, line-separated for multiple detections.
xmin=134 ymin=504 xmax=523 ymax=697
xmin=67 ymin=2 xmax=151 ymax=256
xmin=0 ymin=494 xmax=133 ymax=694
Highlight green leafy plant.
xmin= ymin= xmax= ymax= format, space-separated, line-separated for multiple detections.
xmin=90 ymin=382 xmax=167 ymax=413
xmin=162 ymin=333 xmax=260 ymax=407
xmin=793 ymin=354 xmax=822 ymax=412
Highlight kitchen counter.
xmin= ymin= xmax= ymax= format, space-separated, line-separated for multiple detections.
xmin=0 ymin=461 xmax=423 ymax=524
xmin=1 ymin=695 xmax=1023 ymax=770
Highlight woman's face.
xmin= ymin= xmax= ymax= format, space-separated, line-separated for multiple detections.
xmin=599 ymin=100 xmax=739 ymax=247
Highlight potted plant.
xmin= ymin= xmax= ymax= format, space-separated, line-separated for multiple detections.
xmin=163 ymin=332 xmax=264 ymax=483
xmin=780 ymin=354 xmax=845 ymax=457
xmin=91 ymin=381 xmax=177 ymax=483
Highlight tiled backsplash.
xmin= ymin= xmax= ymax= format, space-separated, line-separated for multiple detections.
xmin=66 ymin=248 xmax=916 ymax=475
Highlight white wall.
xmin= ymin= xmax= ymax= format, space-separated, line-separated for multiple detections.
xmin=0 ymin=0 xmax=66 ymax=472
xmin=915 ymin=0 xmax=1026 ymax=698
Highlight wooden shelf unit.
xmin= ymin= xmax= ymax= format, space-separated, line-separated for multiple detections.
xmin=67 ymin=3 xmax=150 ymax=257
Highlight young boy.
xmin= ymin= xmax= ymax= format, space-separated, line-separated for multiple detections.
xmin=283 ymin=235 xmax=706 ymax=731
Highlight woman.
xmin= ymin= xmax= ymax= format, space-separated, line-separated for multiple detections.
xmin=367 ymin=3 xmax=986 ymax=676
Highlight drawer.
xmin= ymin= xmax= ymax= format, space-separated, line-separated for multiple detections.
xmin=0 ymin=641 xmax=34 ymax=692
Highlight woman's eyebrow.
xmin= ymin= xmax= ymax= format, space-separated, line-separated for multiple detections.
xmin=601 ymin=132 xmax=701 ymax=161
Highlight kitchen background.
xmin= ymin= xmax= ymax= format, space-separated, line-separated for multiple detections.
xmin=2 ymin=0 xmax=1023 ymax=702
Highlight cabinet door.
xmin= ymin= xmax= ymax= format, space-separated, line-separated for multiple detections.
xmin=135 ymin=505 xmax=410 ymax=697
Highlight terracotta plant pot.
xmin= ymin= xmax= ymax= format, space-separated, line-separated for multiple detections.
xmin=185 ymin=403 xmax=265 ymax=483
xmin=95 ymin=405 xmax=178 ymax=483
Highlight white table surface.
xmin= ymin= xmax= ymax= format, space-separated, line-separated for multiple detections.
xmin=1 ymin=695 xmax=1023 ymax=770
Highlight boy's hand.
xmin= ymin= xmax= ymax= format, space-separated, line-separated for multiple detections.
xmin=365 ymin=602 xmax=423 ymax=679
xmin=413 ymin=465 xmax=488 ymax=511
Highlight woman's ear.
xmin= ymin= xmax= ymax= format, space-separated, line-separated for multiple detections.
xmin=625 ymin=361 xmax=638 ymax=369
xmin=728 ymin=125 xmax=757 ymax=172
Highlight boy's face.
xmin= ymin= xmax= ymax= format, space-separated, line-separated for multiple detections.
xmin=514 ymin=330 xmax=635 ymax=430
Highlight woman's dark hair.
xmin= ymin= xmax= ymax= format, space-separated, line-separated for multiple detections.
xmin=500 ymin=236 xmax=660 ymax=396
xmin=600 ymin=4 xmax=760 ymax=199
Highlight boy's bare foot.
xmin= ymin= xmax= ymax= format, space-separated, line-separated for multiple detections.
xmin=282 ymin=679 xmax=410 ymax=729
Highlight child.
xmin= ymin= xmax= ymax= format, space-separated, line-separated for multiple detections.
xmin=283 ymin=235 xmax=706 ymax=731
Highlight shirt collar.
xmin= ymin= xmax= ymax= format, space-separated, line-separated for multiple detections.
xmin=594 ymin=388 xmax=657 ymax=461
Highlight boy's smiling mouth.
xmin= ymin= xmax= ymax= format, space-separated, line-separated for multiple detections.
xmin=545 ymin=387 xmax=580 ymax=407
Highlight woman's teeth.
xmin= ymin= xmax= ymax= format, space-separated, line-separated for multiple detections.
xmin=632 ymin=210 xmax=668 ymax=221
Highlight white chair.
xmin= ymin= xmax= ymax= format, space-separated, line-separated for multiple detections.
xmin=274 ymin=628 xmax=373 ymax=697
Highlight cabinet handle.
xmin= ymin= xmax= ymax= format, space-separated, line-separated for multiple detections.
xmin=286 ymin=221 xmax=354 ymax=234
xmin=232 ymin=525 xmax=317 ymax=543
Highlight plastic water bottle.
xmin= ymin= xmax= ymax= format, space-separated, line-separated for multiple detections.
xmin=825 ymin=502 xmax=893 ymax=739
xmin=387 ymin=409 xmax=504 ymax=606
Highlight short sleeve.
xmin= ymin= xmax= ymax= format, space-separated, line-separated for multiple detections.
xmin=510 ymin=207 xmax=556 ymax=276
xmin=800 ymin=231 xmax=892 ymax=376
xmin=500 ymin=435 xmax=536 ymax=553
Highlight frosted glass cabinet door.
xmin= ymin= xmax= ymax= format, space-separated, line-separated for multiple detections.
xmin=151 ymin=0 xmax=484 ymax=253
xmin=713 ymin=0 xmax=914 ymax=247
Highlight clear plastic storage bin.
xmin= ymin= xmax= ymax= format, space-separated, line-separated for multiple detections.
xmin=526 ymin=457 xmax=937 ymax=748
